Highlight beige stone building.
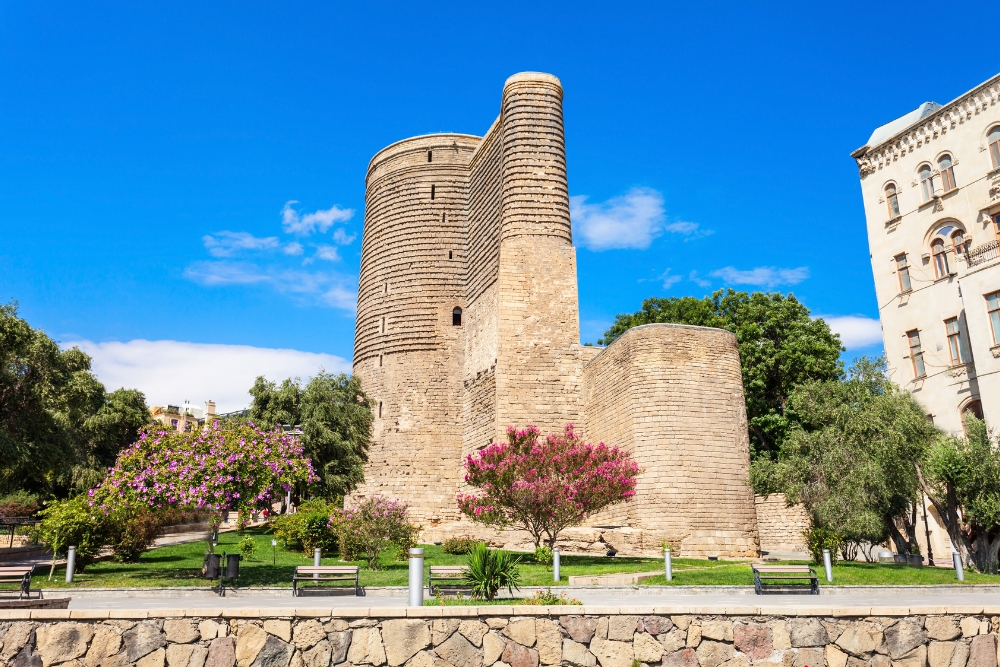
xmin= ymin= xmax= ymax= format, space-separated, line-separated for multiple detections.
xmin=852 ymin=73 xmax=1000 ymax=436
xmin=151 ymin=400 xmax=217 ymax=432
xmin=350 ymin=72 xmax=762 ymax=557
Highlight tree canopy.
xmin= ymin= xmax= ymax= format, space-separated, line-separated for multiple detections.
xmin=0 ymin=300 xmax=150 ymax=498
xmin=600 ymin=289 xmax=844 ymax=457
xmin=248 ymin=371 xmax=373 ymax=501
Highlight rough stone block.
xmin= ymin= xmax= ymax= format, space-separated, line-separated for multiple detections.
xmin=1 ymin=622 xmax=35 ymax=662
xmin=249 ymin=636 xmax=292 ymax=667
xmin=346 ymin=627 xmax=385 ymax=666
xmin=666 ymin=648 xmax=701 ymax=667
xmin=634 ymin=632 xmax=665 ymax=663
xmin=504 ymin=619 xmax=536 ymax=647
xmin=688 ymin=622 xmax=703 ymax=648
xmin=432 ymin=619 xmax=461 ymax=646
xmin=484 ymin=632 xmax=506 ymax=665
xmin=885 ymin=620 xmax=928 ymax=660
xmin=792 ymin=647 xmax=827 ymax=667
xmin=590 ymin=638 xmax=633 ymax=667
xmin=772 ymin=621 xmax=791 ymax=651
xmin=326 ymin=630 xmax=350 ymax=665
xmin=206 ymin=637 xmax=236 ymax=667
xmin=560 ymin=617 xmax=598 ymax=645
xmin=837 ymin=622 xmax=883 ymax=656
xmin=926 ymin=619 xmax=960 ymax=642
xmin=734 ymin=623 xmax=773 ymax=661
xmin=166 ymin=644 xmax=208 ymax=667
xmin=892 ymin=645 xmax=927 ymax=667
xmin=608 ymin=617 xmax=639 ymax=642
xmin=562 ymin=639 xmax=596 ymax=667
xmin=969 ymin=635 xmax=997 ymax=667
xmin=436 ymin=632 xmax=482 ymax=667
xmin=929 ymin=642 xmax=959 ymax=667
xmin=381 ymin=620 xmax=429 ymax=666
xmin=235 ymin=625 xmax=268 ymax=667
xmin=703 ymin=621 xmax=734 ymax=643
xmin=640 ymin=617 xmax=673 ymax=636
xmin=961 ymin=619 xmax=980 ymax=639
xmin=789 ymin=619 xmax=829 ymax=648
xmin=36 ymin=623 xmax=94 ymax=667
xmin=827 ymin=645 xmax=849 ymax=667
xmin=502 ymin=640 xmax=539 ymax=667
xmin=85 ymin=626 xmax=122 ymax=667
xmin=301 ymin=641 xmax=330 ymax=667
xmin=137 ymin=648 xmax=166 ymax=667
xmin=535 ymin=620 xmax=561 ymax=665
xmin=697 ymin=640 xmax=735 ymax=667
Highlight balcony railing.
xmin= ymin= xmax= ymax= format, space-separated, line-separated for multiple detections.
xmin=964 ymin=240 xmax=1000 ymax=268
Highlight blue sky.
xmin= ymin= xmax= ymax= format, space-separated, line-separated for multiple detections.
xmin=1 ymin=1 xmax=996 ymax=410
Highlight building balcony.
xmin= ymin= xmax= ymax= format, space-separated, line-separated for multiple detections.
xmin=962 ymin=240 xmax=1000 ymax=269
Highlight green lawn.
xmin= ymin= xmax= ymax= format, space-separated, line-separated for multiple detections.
xmin=19 ymin=527 xmax=1000 ymax=590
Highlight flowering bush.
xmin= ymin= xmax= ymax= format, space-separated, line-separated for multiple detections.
xmin=330 ymin=495 xmax=418 ymax=569
xmin=91 ymin=421 xmax=316 ymax=516
xmin=457 ymin=424 xmax=640 ymax=548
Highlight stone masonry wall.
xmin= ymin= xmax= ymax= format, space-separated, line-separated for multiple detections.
xmin=6 ymin=608 xmax=1000 ymax=667
xmin=754 ymin=494 xmax=811 ymax=556
xmin=582 ymin=324 xmax=760 ymax=558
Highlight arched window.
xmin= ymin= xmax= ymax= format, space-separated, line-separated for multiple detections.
xmin=452 ymin=307 xmax=462 ymax=326
xmin=885 ymin=183 xmax=900 ymax=218
xmin=952 ymin=229 xmax=969 ymax=257
xmin=938 ymin=154 xmax=956 ymax=191
xmin=932 ymin=238 xmax=950 ymax=278
xmin=962 ymin=400 xmax=984 ymax=434
xmin=919 ymin=164 xmax=936 ymax=201
xmin=989 ymin=126 xmax=1000 ymax=169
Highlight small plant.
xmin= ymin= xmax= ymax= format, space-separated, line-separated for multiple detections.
xmin=33 ymin=496 xmax=107 ymax=578
xmin=238 ymin=535 xmax=258 ymax=560
xmin=465 ymin=542 xmax=521 ymax=601
xmin=533 ymin=545 xmax=553 ymax=566
xmin=442 ymin=535 xmax=483 ymax=555
xmin=659 ymin=540 xmax=676 ymax=555
xmin=519 ymin=587 xmax=582 ymax=606
xmin=331 ymin=496 xmax=418 ymax=570
xmin=804 ymin=526 xmax=842 ymax=565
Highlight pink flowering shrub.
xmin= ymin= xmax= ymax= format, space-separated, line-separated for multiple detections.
xmin=91 ymin=421 xmax=317 ymax=516
xmin=330 ymin=495 xmax=418 ymax=569
xmin=457 ymin=424 xmax=640 ymax=548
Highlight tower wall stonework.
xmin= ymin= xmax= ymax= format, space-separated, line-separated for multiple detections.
xmin=352 ymin=72 xmax=761 ymax=554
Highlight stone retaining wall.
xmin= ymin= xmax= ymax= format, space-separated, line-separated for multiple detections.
xmin=4 ymin=606 xmax=1000 ymax=667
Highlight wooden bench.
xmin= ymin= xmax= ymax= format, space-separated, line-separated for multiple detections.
xmin=752 ymin=564 xmax=819 ymax=595
xmin=0 ymin=566 xmax=36 ymax=600
xmin=428 ymin=565 xmax=470 ymax=595
xmin=292 ymin=566 xmax=360 ymax=596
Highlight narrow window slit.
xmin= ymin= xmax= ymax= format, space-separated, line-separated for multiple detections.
xmin=449 ymin=251 xmax=453 ymax=259
xmin=379 ymin=354 xmax=383 ymax=367
xmin=431 ymin=184 xmax=435 ymax=200
xmin=453 ymin=307 xmax=462 ymax=326
xmin=427 ymin=151 xmax=432 ymax=162
xmin=378 ymin=401 xmax=382 ymax=418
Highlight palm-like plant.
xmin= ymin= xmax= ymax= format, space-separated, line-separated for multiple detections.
xmin=465 ymin=543 xmax=522 ymax=600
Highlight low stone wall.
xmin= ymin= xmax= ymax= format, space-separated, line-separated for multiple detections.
xmin=4 ymin=606 xmax=1000 ymax=667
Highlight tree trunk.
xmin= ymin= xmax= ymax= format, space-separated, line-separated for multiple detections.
xmin=885 ymin=517 xmax=910 ymax=555
xmin=915 ymin=464 xmax=974 ymax=565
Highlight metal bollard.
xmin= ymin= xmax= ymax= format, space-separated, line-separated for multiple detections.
xmin=314 ymin=548 xmax=321 ymax=579
xmin=954 ymin=552 xmax=965 ymax=581
xmin=408 ymin=548 xmax=424 ymax=607
xmin=553 ymin=548 xmax=560 ymax=582
xmin=664 ymin=548 xmax=673 ymax=581
xmin=822 ymin=549 xmax=833 ymax=582
xmin=65 ymin=546 xmax=76 ymax=583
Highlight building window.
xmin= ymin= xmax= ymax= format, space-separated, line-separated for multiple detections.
xmin=885 ymin=183 xmax=901 ymax=218
xmin=919 ymin=164 xmax=936 ymax=201
xmin=452 ymin=307 xmax=462 ymax=326
xmin=448 ymin=251 xmax=453 ymax=259
xmin=908 ymin=330 xmax=927 ymax=378
xmin=378 ymin=401 xmax=382 ymax=418
xmin=939 ymin=154 xmax=957 ymax=192
xmin=895 ymin=254 xmax=912 ymax=292
xmin=380 ymin=317 xmax=385 ymax=334
xmin=932 ymin=238 xmax=950 ymax=278
xmin=431 ymin=184 xmax=436 ymax=200
xmin=945 ymin=317 xmax=963 ymax=365
xmin=952 ymin=229 xmax=969 ymax=257
xmin=427 ymin=151 xmax=432 ymax=163
xmin=987 ymin=291 xmax=1000 ymax=345
xmin=989 ymin=126 xmax=1000 ymax=169
xmin=379 ymin=354 xmax=383 ymax=367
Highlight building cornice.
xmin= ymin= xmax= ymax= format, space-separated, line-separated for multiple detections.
xmin=853 ymin=74 xmax=1000 ymax=178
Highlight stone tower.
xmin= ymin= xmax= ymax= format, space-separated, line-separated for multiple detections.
xmin=352 ymin=72 xmax=760 ymax=557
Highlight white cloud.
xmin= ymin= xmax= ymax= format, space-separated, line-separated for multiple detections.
xmin=184 ymin=261 xmax=270 ymax=285
xmin=332 ymin=228 xmax=357 ymax=245
xmin=570 ymin=187 xmax=707 ymax=251
xmin=283 ymin=242 xmax=304 ymax=256
xmin=821 ymin=315 xmax=884 ymax=349
xmin=322 ymin=285 xmax=358 ymax=312
xmin=709 ymin=266 xmax=810 ymax=288
xmin=282 ymin=201 xmax=354 ymax=235
xmin=689 ymin=270 xmax=712 ymax=288
xmin=202 ymin=231 xmax=280 ymax=257
xmin=315 ymin=245 xmax=341 ymax=262
xmin=184 ymin=262 xmax=357 ymax=311
xmin=67 ymin=339 xmax=351 ymax=413
xmin=657 ymin=269 xmax=682 ymax=289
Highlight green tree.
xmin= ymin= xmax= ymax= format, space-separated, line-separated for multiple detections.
xmin=776 ymin=357 xmax=937 ymax=558
xmin=921 ymin=416 xmax=1000 ymax=573
xmin=600 ymin=289 xmax=843 ymax=458
xmin=248 ymin=371 xmax=374 ymax=501
xmin=0 ymin=301 xmax=151 ymax=497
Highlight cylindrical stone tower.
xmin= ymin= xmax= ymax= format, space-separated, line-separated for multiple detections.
xmin=352 ymin=133 xmax=479 ymax=525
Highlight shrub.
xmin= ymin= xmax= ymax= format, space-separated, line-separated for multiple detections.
xmin=465 ymin=542 xmax=521 ymax=601
xmin=532 ymin=546 xmax=553 ymax=566
xmin=804 ymin=526 xmax=842 ymax=565
xmin=33 ymin=496 xmax=106 ymax=575
xmin=239 ymin=535 xmax=258 ymax=560
xmin=519 ymin=587 xmax=582 ymax=606
xmin=332 ymin=496 xmax=417 ymax=569
xmin=271 ymin=500 xmax=340 ymax=553
xmin=442 ymin=535 xmax=483 ymax=555
xmin=0 ymin=491 xmax=40 ymax=518
xmin=105 ymin=504 xmax=162 ymax=563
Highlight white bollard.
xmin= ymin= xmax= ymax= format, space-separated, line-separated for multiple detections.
xmin=954 ymin=552 xmax=965 ymax=581
xmin=822 ymin=549 xmax=833 ymax=582
xmin=664 ymin=548 xmax=673 ymax=581
xmin=409 ymin=548 xmax=424 ymax=607
xmin=314 ymin=548 xmax=321 ymax=579
xmin=553 ymin=548 xmax=560 ymax=582
xmin=65 ymin=546 xmax=76 ymax=583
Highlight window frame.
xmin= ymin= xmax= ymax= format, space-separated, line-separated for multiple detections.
xmin=987 ymin=291 xmax=1000 ymax=345
xmin=952 ymin=229 xmax=969 ymax=257
xmin=895 ymin=254 xmax=912 ymax=293
xmin=919 ymin=163 xmax=936 ymax=202
xmin=945 ymin=317 xmax=963 ymax=365
xmin=989 ymin=125 xmax=1000 ymax=170
xmin=938 ymin=154 xmax=957 ymax=192
xmin=452 ymin=307 xmax=462 ymax=326
xmin=931 ymin=238 xmax=950 ymax=278
xmin=908 ymin=329 xmax=927 ymax=378
xmin=885 ymin=183 xmax=901 ymax=218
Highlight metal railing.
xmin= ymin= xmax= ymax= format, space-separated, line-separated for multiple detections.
xmin=963 ymin=240 xmax=1000 ymax=268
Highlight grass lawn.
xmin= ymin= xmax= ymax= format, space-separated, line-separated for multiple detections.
xmin=19 ymin=527 xmax=1000 ymax=590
